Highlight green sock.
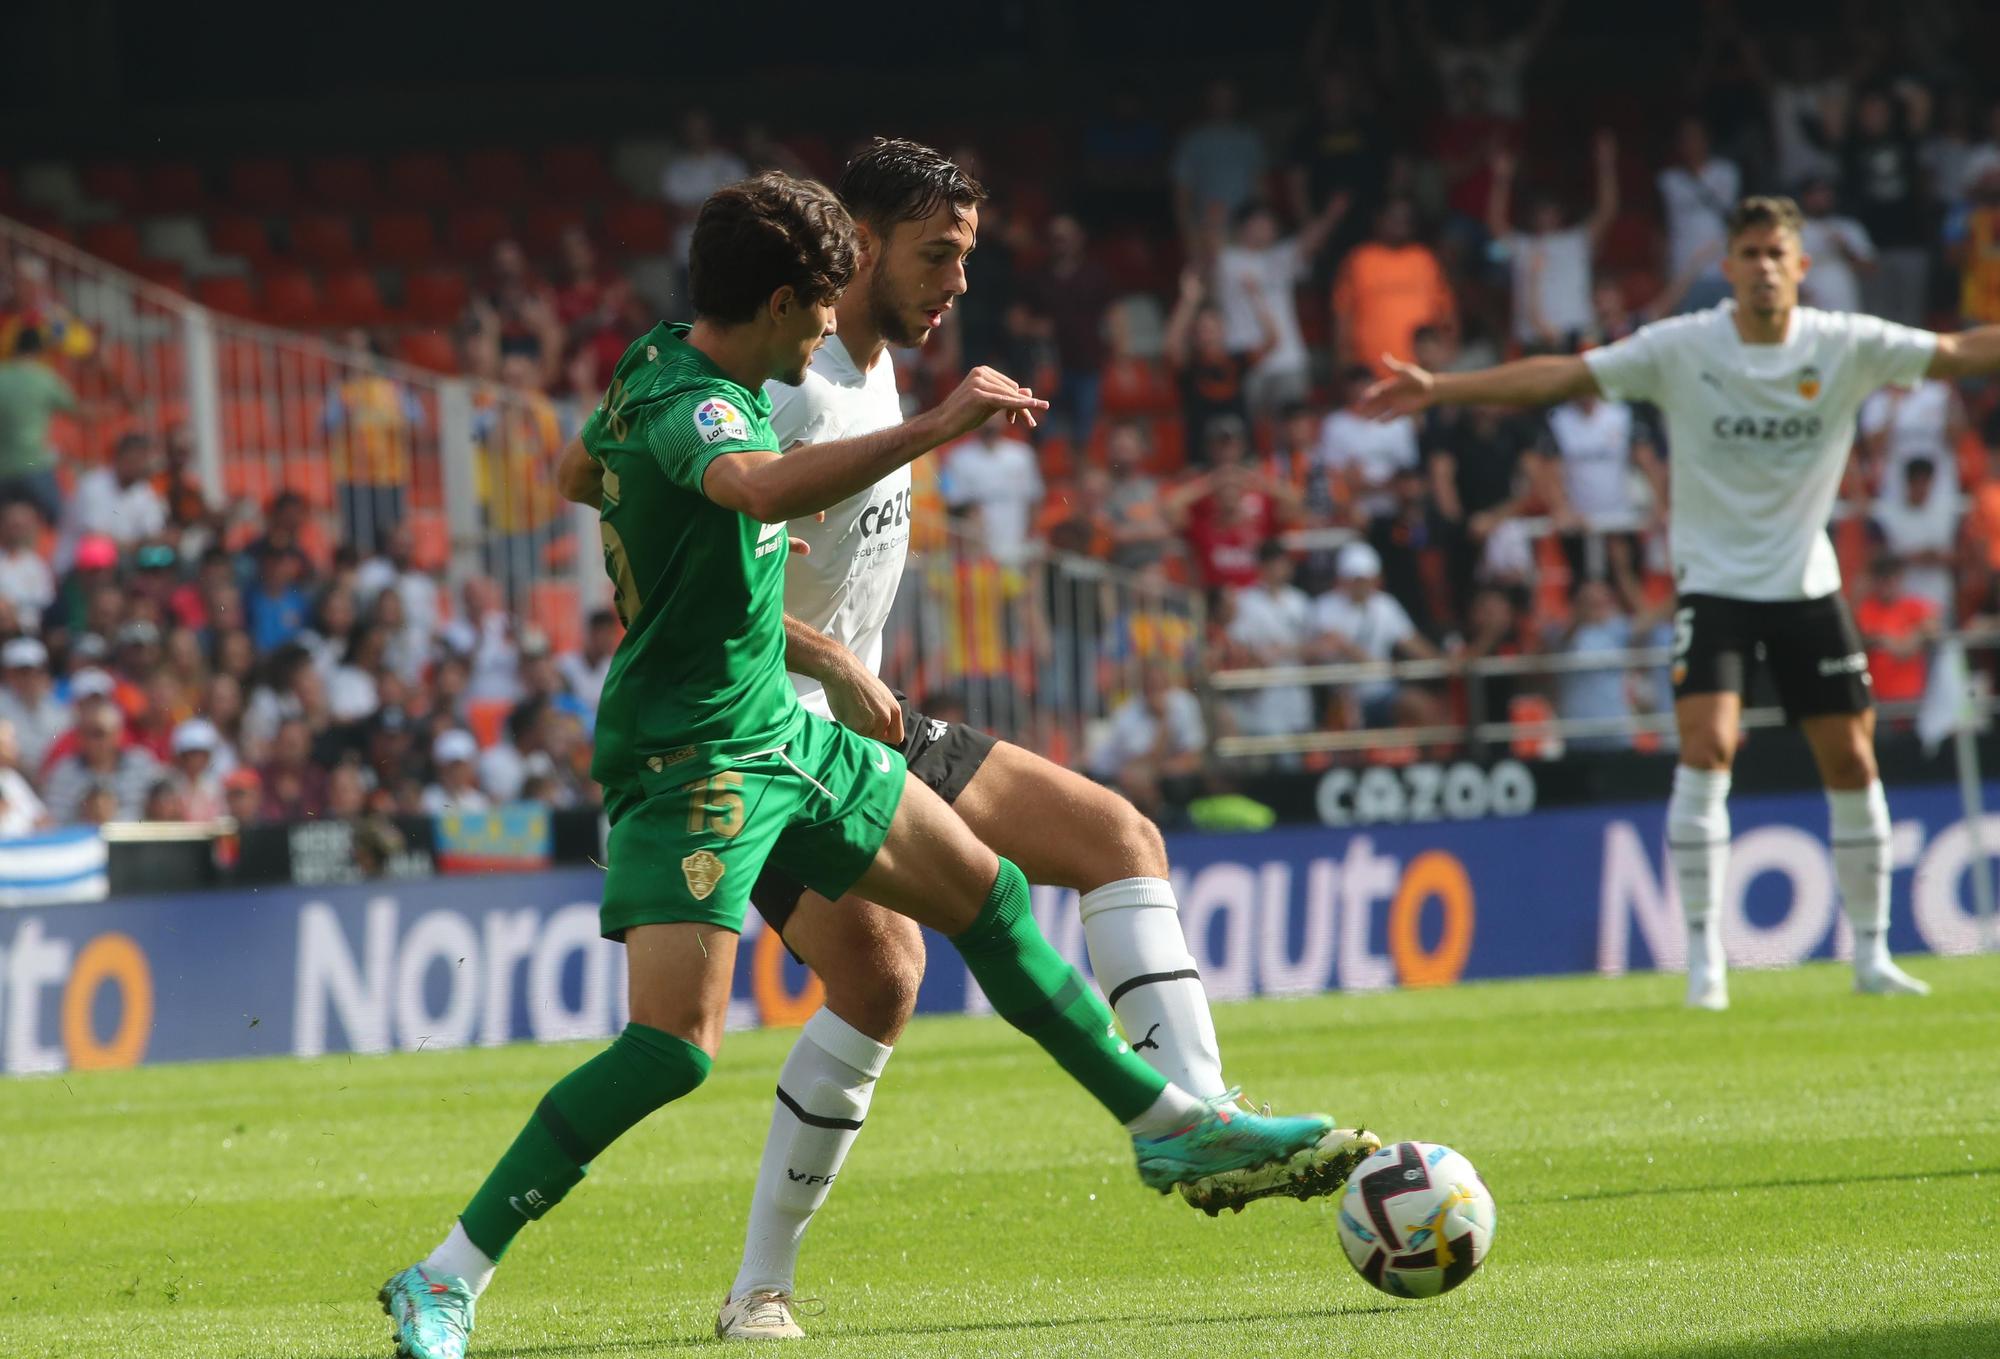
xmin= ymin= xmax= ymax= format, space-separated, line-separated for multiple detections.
xmin=458 ymin=1022 xmax=711 ymax=1260
xmin=951 ymin=856 xmax=1168 ymax=1124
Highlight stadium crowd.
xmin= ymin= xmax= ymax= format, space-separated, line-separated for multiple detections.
xmin=5 ymin=5 xmax=2000 ymax=829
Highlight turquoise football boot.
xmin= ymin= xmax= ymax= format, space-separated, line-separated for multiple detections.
xmin=379 ymin=1264 xmax=475 ymax=1359
xmin=1133 ymin=1096 xmax=1335 ymax=1193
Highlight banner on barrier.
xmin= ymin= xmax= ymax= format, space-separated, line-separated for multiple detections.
xmin=2 ymin=783 xmax=1993 ymax=1074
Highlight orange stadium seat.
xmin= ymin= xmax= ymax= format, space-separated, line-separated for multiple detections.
xmin=530 ymin=581 xmax=584 ymax=656
xmin=403 ymin=510 xmax=450 ymax=569
xmin=223 ymin=397 xmax=278 ymax=454
xmin=259 ymin=269 xmax=322 ymax=327
xmin=463 ymin=149 xmax=532 ymax=202
xmin=222 ymin=458 xmax=281 ymax=507
xmin=386 ymin=151 xmax=459 ymax=207
xmin=403 ymin=268 xmax=469 ymax=326
xmin=322 ymin=269 xmax=389 ymax=326
xmin=366 ymin=210 xmax=437 ymax=266
xmin=207 ymin=213 xmax=273 ymax=266
xmin=282 ymin=452 xmax=336 ymax=509
xmin=524 ymin=205 xmax=587 ymax=258
xmin=541 ymin=146 xmax=612 ymax=198
xmin=467 ymin=698 xmax=511 ymax=749
xmin=217 ymin=335 xmax=269 ymax=390
xmin=398 ymin=330 xmax=459 ymax=374
xmin=229 ymin=157 xmax=298 ymax=212
xmin=289 ymin=212 xmax=357 ymax=269
xmin=81 ymin=222 xmax=144 ymax=270
xmin=306 ymin=155 xmax=377 ymax=207
xmin=143 ymin=162 xmax=206 ymax=212
xmin=604 ymin=200 xmax=671 ymax=255
xmin=194 ymin=275 xmax=257 ymax=318
xmin=446 ymin=207 xmax=513 ymax=260
xmin=80 ymin=162 xmax=141 ymax=208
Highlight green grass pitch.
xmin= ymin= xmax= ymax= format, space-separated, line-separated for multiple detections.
xmin=5 ymin=957 xmax=1997 ymax=1358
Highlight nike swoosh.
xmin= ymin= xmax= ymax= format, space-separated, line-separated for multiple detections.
xmin=509 ymin=1196 xmax=530 ymax=1218
xmin=873 ymin=748 xmax=893 ymax=773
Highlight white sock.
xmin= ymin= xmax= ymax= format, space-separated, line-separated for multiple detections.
xmin=1125 ymin=1082 xmax=1210 ymax=1138
xmin=731 ymin=1009 xmax=891 ymax=1299
xmin=1668 ymin=766 xmax=1732 ymax=982
xmin=424 ymin=1221 xmax=496 ymax=1298
xmin=1079 ymin=877 xmax=1229 ymax=1099
xmin=1829 ymin=781 xmax=1893 ymax=973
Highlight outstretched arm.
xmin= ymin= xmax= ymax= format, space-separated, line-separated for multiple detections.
xmin=1585 ymin=130 xmax=1620 ymax=246
xmin=704 ymin=368 xmax=1046 ymax=522
xmin=1928 ymin=327 xmax=2000 ymax=380
xmin=784 ymin=614 xmax=904 ymax=744
xmin=1357 ymin=353 xmax=1600 ymax=419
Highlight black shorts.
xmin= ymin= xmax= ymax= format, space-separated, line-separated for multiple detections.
xmin=748 ymin=692 xmax=998 ymax=937
xmin=1670 ymin=592 xmax=1871 ymax=722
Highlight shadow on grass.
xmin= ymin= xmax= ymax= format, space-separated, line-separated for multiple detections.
xmin=1519 ymin=1163 xmax=1996 ymax=1207
xmin=316 ymin=1301 xmax=1404 ymax=1358
xmin=1608 ymin=1320 xmax=1997 ymax=1359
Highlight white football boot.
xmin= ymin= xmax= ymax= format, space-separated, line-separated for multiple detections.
xmin=716 ymin=1289 xmax=806 ymax=1342
xmin=1855 ymin=956 xmax=1931 ymax=997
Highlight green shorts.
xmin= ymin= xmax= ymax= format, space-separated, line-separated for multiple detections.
xmin=598 ymin=712 xmax=907 ymax=939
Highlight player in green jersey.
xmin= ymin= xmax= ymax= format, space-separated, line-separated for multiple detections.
xmin=377 ymin=173 xmax=1335 ymax=1359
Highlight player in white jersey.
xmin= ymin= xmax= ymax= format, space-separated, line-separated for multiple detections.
xmin=1361 ymin=195 xmax=2000 ymax=1009
xmin=716 ymin=141 xmax=1374 ymax=1342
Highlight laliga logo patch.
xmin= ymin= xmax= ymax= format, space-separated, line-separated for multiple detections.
xmin=682 ymin=849 xmax=726 ymax=900
xmin=1797 ymin=366 xmax=1821 ymax=400
xmin=693 ymin=398 xmax=749 ymax=445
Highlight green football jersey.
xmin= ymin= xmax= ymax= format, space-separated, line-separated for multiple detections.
xmin=580 ymin=322 xmax=801 ymax=793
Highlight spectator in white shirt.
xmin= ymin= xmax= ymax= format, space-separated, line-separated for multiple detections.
xmin=0 ymin=500 xmax=53 ymax=630
xmin=1486 ymin=131 xmax=1619 ymax=347
xmin=0 ymin=637 xmax=65 ymax=771
xmin=1871 ymin=456 xmax=1963 ymax=620
xmin=355 ymin=521 xmax=443 ymax=673
xmin=660 ymin=111 xmax=749 ymax=264
xmin=169 ymin=718 xmax=227 ymax=821
xmin=62 ymin=433 xmax=166 ymax=569
xmin=1797 ymin=177 xmax=1877 ymax=314
xmin=1315 ymin=365 xmax=1420 ymax=519
xmin=43 ymin=700 xmax=162 ymax=823
xmin=1226 ymin=542 xmax=1316 ymax=739
xmin=557 ymin=609 xmax=620 ymax=719
xmin=1859 ymin=378 xmax=1970 ymax=505
xmin=423 ymin=729 xmax=493 ymax=816
xmin=1656 ymin=116 xmax=1740 ymax=308
xmin=440 ymin=576 xmax=520 ymax=703
xmin=945 ymin=413 xmax=1044 ymax=567
xmin=1411 ymin=0 xmax=1564 ymax=118
xmin=1312 ymin=541 xmax=1446 ymax=729
xmin=0 ymin=717 xmax=47 ymax=837
xmin=1539 ymin=388 xmax=1665 ymax=612
xmin=1088 ymin=662 xmax=1206 ymax=817
xmin=1214 ymin=195 xmax=1349 ymax=415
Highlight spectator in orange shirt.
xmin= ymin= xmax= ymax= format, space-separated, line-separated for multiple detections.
xmin=1332 ymin=198 xmax=1457 ymax=377
xmin=1855 ymin=556 xmax=1941 ymax=706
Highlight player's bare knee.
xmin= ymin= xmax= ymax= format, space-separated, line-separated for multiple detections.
xmin=822 ymin=957 xmax=920 ymax=1042
xmin=1098 ymin=796 xmax=1169 ymax=883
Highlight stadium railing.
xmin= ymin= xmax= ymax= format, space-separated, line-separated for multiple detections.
xmin=0 ymin=215 xmax=609 ymax=641
xmin=1206 ymin=628 xmax=2000 ymax=760
xmin=6 ymin=216 xmax=1209 ymax=766
xmin=882 ymin=527 xmax=1206 ymax=769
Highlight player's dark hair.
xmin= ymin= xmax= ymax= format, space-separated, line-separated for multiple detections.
xmin=1726 ymin=195 xmax=1804 ymax=241
xmin=688 ymin=172 xmax=858 ymax=324
xmin=837 ymin=138 xmax=986 ymax=230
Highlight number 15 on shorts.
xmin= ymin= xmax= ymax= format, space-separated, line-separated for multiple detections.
xmin=686 ymin=771 xmax=746 ymax=838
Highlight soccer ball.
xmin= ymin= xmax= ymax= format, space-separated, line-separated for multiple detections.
xmin=1335 ymin=1141 xmax=1496 ymax=1298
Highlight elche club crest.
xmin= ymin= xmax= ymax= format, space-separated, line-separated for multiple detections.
xmin=1797 ymin=366 xmax=1822 ymax=400
xmin=694 ymin=398 xmax=750 ymax=445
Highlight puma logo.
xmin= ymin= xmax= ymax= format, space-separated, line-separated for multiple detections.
xmin=1133 ymin=1024 xmax=1162 ymax=1052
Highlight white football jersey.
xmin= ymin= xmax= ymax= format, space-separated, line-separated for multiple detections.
xmin=765 ymin=336 xmax=910 ymax=716
xmin=1583 ymin=302 xmax=1936 ymax=601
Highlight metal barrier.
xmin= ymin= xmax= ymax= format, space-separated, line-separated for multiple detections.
xmin=882 ymin=528 xmax=1205 ymax=768
xmin=3 ymin=216 xmax=1210 ymax=759
xmin=1208 ymin=629 xmax=2000 ymax=759
xmin=0 ymin=215 xmax=607 ymax=645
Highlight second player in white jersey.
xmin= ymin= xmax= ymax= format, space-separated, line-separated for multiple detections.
xmin=1583 ymin=303 xmax=1934 ymax=601
xmin=766 ymin=335 xmax=908 ymax=717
